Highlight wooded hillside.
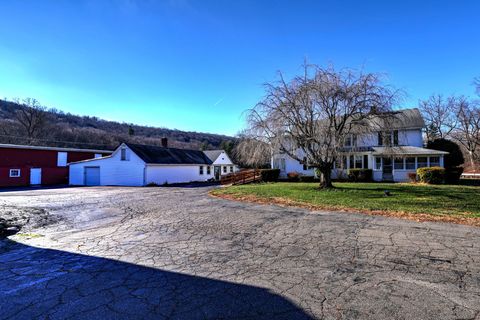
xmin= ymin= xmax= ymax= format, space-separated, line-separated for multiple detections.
xmin=0 ymin=99 xmax=236 ymax=152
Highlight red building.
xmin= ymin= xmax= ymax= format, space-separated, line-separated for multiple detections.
xmin=0 ymin=144 xmax=112 ymax=187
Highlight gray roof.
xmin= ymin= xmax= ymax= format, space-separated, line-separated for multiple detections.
xmin=126 ymin=143 xmax=213 ymax=165
xmin=203 ymin=150 xmax=224 ymax=162
xmin=372 ymin=146 xmax=448 ymax=155
xmin=361 ymin=108 xmax=425 ymax=130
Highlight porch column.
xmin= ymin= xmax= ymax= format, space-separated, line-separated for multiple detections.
xmin=440 ymin=155 xmax=444 ymax=167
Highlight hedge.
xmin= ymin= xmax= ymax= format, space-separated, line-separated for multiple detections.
xmin=417 ymin=167 xmax=445 ymax=184
xmin=261 ymin=169 xmax=280 ymax=182
xmin=347 ymin=169 xmax=373 ymax=182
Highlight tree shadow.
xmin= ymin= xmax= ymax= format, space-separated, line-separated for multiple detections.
xmin=0 ymin=239 xmax=313 ymax=320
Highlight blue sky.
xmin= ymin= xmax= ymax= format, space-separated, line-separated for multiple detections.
xmin=0 ymin=0 xmax=479 ymax=136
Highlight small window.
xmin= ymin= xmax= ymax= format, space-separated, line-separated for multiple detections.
xmin=223 ymin=166 xmax=227 ymax=173
xmin=230 ymin=166 xmax=233 ymax=173
xmin=393 ymin=130 xmax=399 ymax=146
xmin=120 ymin=148 xmax=127 ymax=161
xmin=355 ymin=155 xmax=362 ymax=168
xmin=9 ymin=169 xmax=21 ymax=177
xmin=345 ymin=135 xmax=352 ymax=147
xmin=406 ymin=157 xmax=416 ymax=170
xmin=334 ymin=157 xmax=341 ymax=169
xmin=417 ymin=157 xmax=428 ymax=168
xmin=199 ymin=166 xmax=204 ymax=175
xmin=57 ymin=152 xmax=68 ymax=167
xmin=430 ymin=156 xmax=440 ymax=167
xmin=206 ymin=166 xmax=211 ymax=175
xmin=378 ymin=132 xmax=383 ymax=146
xmin=302 ymin=157 xmax=308 ymax=170
xmin=375 ymin=157 xmax=381 ymax=170
xmin=394 ymin=157 xmax=404 ymax=170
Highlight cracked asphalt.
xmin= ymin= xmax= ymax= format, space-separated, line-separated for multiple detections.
xmin=1 ymin=186 xmax=479 ymax=320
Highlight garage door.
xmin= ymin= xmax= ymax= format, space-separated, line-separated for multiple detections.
xmin=84 ymin=167 xmax=100 ymax=186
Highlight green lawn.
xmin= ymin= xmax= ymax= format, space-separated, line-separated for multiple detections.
xmin=211 ymin=182 xmax=480 ymax=219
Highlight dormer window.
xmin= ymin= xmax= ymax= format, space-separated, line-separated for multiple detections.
xmin=344 ymin=134 xmax=356 ymax=147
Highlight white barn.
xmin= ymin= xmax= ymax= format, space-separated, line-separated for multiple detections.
xmin=69 ymin=142 xmax=217 ymax=186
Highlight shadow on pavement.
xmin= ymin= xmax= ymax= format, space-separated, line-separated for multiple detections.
xmin=0 ymin=239 xmax=313 ymax=319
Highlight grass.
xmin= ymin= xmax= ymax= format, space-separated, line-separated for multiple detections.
xmin=211 ymin=182 xmax=480 ymax=224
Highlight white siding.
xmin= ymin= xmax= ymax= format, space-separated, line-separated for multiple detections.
xmin=272 ymin=154 xmax=315 ymax=178
xmin=69 ymin=145 xmax=146 ymax=186
xmin=212 ymin=152 xmax=234 ymax=165
xmin=356 ymin=129 xmax=423 ymax=147
xmin=145 ymin=165 xmax=214 ymax=184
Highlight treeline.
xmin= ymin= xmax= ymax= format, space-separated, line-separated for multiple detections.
xmin=0 ymin=98 xmax=237 ymax=152
xmin=419 ymin=78 xmax=480 ymax=171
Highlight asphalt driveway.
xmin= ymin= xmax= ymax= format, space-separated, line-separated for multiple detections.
xmin=1 ymin=186 xmax=479 ymax=319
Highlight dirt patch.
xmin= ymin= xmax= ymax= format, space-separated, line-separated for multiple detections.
xmin=210 ymin=192 xmax=480 ymax=227
xmin=0 ymin=207 xmax=61 ymax=238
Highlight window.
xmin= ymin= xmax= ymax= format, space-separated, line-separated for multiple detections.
xmin=302 ymin=157 xmax=308 ymax=170
xmin=342 ymin=156 xmax=347 ymax=169
xmin=349 ymin=155 xmax=355 ymax=169
xmin=363 ymin=155 xmax=369 ymax=169
xmin=230 ymin=166 xmax=234 ymax=173
xmin=206 ymin=166 xmax=211 ymax=175
xmin=378 ymin=132 xmax=383 ymax=146
xmin=120 ymin=148 xmax=127 ymax=161
xmin=406 ymin=157 xmax=416 ymax=170
xmin=199 ymin=166 xmax=204 ymax=175
xmin=94 ymin=153 xmax=102 ymax=158
xmin=223 ymin=166 xmax=227 ymax=173
xmin=417 ymin=157 xmax=428 ymax=168
xmin=375 ymin=157 xmax=381 ymax=170
xmin=273 ymin=158 xmax=286 ymax=171
xmin=393 ymin=130 xmax=399 ymax=146
xmin=9 ymin=169 xmax=21 ymax=177
xmin=355 ymin=155 xmax=362 ymax=168
xmin=430 ymin=156 xmax=440 ymax=167
xmin=394 ymin=157 xmax=404 ymax=170
xmin=334 ymin=157 xmax=341 ymax=169
xmin=57 ymin=152 xmax=67 ymax=167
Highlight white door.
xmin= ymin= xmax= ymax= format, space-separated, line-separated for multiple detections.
xmin=30 ymin=168 xmax=42 ymax=185
xmin=84 ymin=167 xmax=100 ymax=186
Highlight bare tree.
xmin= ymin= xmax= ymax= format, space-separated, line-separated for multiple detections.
xmin=14 ymin=98 xmax=48 ymax=143
xmin=232 ymin=133 xmax=271 ymax=168
xmin=419 ymin=95 xmax=457 ymax=141
xmin=452 ymin=97 xmax=480 ymax=168
xmin=247 ymin=64 xmax=399 ymax=188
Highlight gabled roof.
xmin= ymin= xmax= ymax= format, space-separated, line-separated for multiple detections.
xmin=203 ymin=150 xmax=224 ymax=162
xmin=126 ymin=143 xmax=213 ymax=165
xmin=355 ymin=108 xmax=425 ymax=131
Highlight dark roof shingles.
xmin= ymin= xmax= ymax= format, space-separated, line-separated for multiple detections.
xmin=126 ymin=143 xmax=212 ymax=165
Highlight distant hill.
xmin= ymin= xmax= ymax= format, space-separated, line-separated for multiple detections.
xmin=0 ymin=99 xmax=237 ymax=152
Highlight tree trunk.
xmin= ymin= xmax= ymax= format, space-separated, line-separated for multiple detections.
xmin=318 ymin=167 xmax=334 ymax=189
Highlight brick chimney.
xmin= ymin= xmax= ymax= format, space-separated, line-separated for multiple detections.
xmin=161 ymin=138 xmax=168 ymax=148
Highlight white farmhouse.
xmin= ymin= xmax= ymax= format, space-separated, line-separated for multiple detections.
xmin=69 ymin=142 xmax=217 ymax=186
xmin=203 ymin=150 xmax=239 ymax=180
xmin=271 ymin=108 xmax=448 ymax=182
